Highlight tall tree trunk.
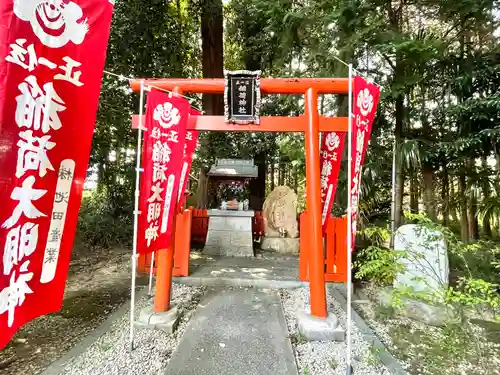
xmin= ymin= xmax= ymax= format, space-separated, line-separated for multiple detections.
xmin=248 ymin=152 xmax=267 ymax=210
xmin=449 ymin=176 xmax=459 ymax=223
xmin=410 ymin=175 xmax=419 ymax=213
xmin=442 ymin=166 xmax=450 ymax=226
xmin=293 ymin=167 xmax=298 ymax=193
xmin=393 ymin=94 xmax=404 ymax=232
xmin=459 ymin=173 xmax=469 ymax=243
xmin=279 ymin=162 xmax=285 ymax=186
xmin=482 ymin=154 xmax=492 ymax=237
xmin=467 ymin=157 xmax=479 ymax=241
xmin=196 ymin=0 xmax=224 ymax=208
xmin=422 ymin=166 xmax=436 ymax=221
xmin=270 ymin=161 xmax=275 ymax=192
xmin=389 ymin=0 xmax=405 ymax=242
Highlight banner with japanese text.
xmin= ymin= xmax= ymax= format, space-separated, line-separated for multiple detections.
xmin=177 ymin=108 xmax=199 ymax=204
xmin=350 ymin=76 xmax=381 ymax=245
xmin=0 ymin=0 xmax=114 ymax=349
xmin=320 ymin=132 xmax=345 ymax=234
xmin=137 ymin=89 xmax=189 ymax=254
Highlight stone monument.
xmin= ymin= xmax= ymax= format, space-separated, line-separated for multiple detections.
xmin=260 ymin=186 xmax=300 ymax=254
xmin=394 ymin=224 xmax=449 ymax=293
xmin=378 ymin=224 xmax=453 ymax=326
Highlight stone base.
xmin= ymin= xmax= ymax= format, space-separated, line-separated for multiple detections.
xmin=135 ymin=305 xmax=179 ymax=333
xmin=297 ymin=311 xmax=345 ymax=342
xmin=204 ymin=209 xmax=255 ymax=257
xmin=204 ymin=246 xmax=254 ymax=257
xmin=377 ymin=286 xmax=459 ymax=327
xmin=260 ymin=237 xmax=299 ymax=254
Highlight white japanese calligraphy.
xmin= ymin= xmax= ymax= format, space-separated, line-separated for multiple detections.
xmin=152 ymin=141 xmax=171 ymax=164
xmin=145 ymin=223 xmax=159 ymax=246
xmin=356 ymin=127 xmax=365 ymax=154
xmin=320 ymin=175 xmax=329 ymax=190
xmin=39 ymin=57 xmax=57 ymax=69
xmin=16 ymin=130 xmax=56 ymax=178
xmin=3 ymin=223 xmax=38 ymax=276
xmin=152 ymin=163 xmax=167 ymax=183
xmin=6 ymin=39 xmax=37 ymax=72
xmin=0 ymin=261 xmax=34 ymax=327
xmin=151 ymin=127 xmax=161 ymax=140
xmin=321 ymin=160 xmax=333 ymax=177
xmin=15 ymin=76 xmax=66 ymax=133
xmin=147 ymin=203 xmax=161 ymax=222
xmin=2 ymin=176 xmax=47 ymax=229
xmin=147 ymin=182 xmax=164 ymax=203
xmin=165 ymin=130 xmax=179 ymax=143
xmin=54 ymin=56 xmax=83 ymax=86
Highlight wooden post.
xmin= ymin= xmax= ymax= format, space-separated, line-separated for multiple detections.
xmin=154 ymin=86 xmax=183 ymax=313
xmin=304 ymin=88 xmax=327 ymax=318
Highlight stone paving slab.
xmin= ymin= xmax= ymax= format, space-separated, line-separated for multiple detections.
xmin=165 ymin=288 xmax=298 ymax=375
xmin=174 ymin=255 xmax=303 ymax=289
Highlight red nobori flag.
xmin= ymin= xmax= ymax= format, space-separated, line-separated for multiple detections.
xmin=0 ymin=0 xmax=114 ymax=349
xmin=138 ymin=89 xmax=189 ymax=254
xmin=320 ymin=131 xmax=346 ymax=234
xmin=177 ymin=108 xmax=199 ymax=203
xmin=350 ymin=76 xmax=381 ymax=240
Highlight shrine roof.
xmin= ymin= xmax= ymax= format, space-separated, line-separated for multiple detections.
xmin=207 ymin=158 xmax=258 ymax=178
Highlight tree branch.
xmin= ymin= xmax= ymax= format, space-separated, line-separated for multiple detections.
xmin=381 ymin=52 xmax=396 ymax=71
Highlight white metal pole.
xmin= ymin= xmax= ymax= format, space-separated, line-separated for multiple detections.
xmin=346 ymin=64 xmax=353 ymax=374
xmin=129 ymin=80 xmax=145 ymax=352
xmin=148 ymin=252 xmax=155 ymax=295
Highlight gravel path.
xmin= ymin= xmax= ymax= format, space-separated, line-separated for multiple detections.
xmin=60 ymin=284 xmax=205 ymax=375
xmin=0 ymin=247 xmax=133 ymax=375
xmin=280 ymin=287 xmax=393 ymax=375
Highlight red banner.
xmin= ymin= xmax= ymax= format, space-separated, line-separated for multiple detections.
xmin=177 ymin=109 xmax=199 ymax=203
xmin=320 ymin=132 xmax=345 ymax=233
xmin=138 ymin=90 xmax=189 ymax=254
xmin=0 ymin=0 xmax=114 ymax=349
xmin=350 ymin=76 xmax=381 ymax=241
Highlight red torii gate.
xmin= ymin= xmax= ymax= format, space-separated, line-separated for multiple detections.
xmin=130 ymin=77 xmax=350 ymax=319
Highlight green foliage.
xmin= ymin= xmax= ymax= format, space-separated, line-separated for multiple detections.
xmin=77 ymin=188 xmax=133 ymax=250
xmin=354 ymin=245 xmax=407 ymax=286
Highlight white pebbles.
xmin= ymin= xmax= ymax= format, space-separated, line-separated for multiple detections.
xmin=280 ymin=287 xmax=395 ymax=375
xmin=60 ymin=284 xmax=205 ymax=375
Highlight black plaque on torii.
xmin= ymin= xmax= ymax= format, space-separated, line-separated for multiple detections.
xmin=224 ymin=70 xmax=261 ymax=125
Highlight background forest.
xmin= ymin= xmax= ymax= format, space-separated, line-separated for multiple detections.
xmin=79 ymin=0 xmax=500 ymax=250
xmin=72 ymin=2 xmax=500 ymax=373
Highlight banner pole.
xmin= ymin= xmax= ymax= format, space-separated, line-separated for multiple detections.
xmin=130 ymin=79 xmax=145 ymax=351
xmin=148 ymin=252 xmax=155 ymax=295
xmin=346 ymin=64 xmax=353 ymax=374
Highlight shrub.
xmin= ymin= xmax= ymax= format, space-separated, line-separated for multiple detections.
xmin=77 ymin=187 xmax=133 ymax=249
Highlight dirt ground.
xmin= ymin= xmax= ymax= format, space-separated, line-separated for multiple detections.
xmin=0 ymin=245 xmax=139 ymax=375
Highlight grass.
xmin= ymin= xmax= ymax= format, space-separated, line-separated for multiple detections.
xmin=364 ymin=342 xmax=383 ymax=366
xmin=388 ymin=321 xmax=500 ymax=375
xmin=290 ymin=332 xmax=307 ymax=345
